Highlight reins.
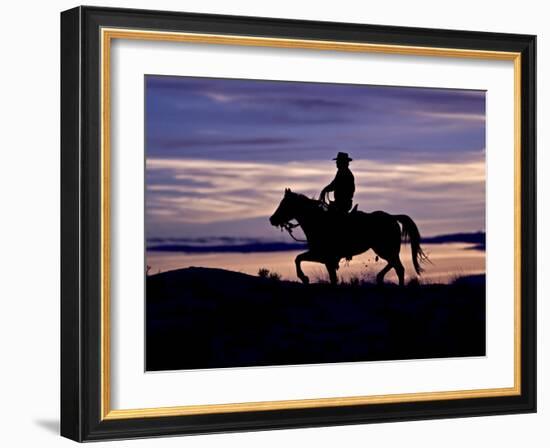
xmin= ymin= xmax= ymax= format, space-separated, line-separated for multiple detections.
xmin=281 ymin=221 xmax=308 ymax=243
xmin=279 ymin=197 xmax=330 ymax=244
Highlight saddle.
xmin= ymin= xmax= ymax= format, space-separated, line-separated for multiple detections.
xmin=325 ymin=202 xmax=358 ymax=217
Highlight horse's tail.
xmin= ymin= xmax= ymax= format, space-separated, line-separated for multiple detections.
xmin=394 ymin=214 xmax=430 ymax=275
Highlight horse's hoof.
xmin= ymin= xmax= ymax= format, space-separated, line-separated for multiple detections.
xmin=301 ymin=276 xmax=310 ymax=285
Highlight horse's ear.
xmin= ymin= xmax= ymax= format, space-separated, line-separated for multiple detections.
xmin=285 ymin=188 xmax=290 ymax=195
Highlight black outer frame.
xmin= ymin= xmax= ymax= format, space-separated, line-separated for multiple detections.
xmin=60 ymin=6 xmax=536 ymax=442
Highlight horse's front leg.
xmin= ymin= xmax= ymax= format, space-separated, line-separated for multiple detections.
xmin=295 ymin=250 xmax=320 ymax=284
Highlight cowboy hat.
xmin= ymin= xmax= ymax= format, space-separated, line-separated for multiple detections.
xmin=333 ymin=152 xmax=353 ymax=162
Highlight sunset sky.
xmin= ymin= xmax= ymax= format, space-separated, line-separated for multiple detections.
xmin=145 ymin=75 xmax=486 ymax=241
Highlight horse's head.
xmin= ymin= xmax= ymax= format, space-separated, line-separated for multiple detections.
xmin=269 ymin=188 xmax=300 ymax=228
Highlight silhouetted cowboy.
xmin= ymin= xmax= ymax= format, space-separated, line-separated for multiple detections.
xmin=320 ymin=152 xmax=355 ymax=214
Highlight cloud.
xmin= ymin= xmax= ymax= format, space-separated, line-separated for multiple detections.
xmin=145 ymin=156 xmax=485 ymax=237
xmin=144 ymin=76 xmax=486 ymax=238
xmin=154 ymin=136 xmax=296 ymax=150
xmin=203 ymin=92 xmax=243 ymax=103
xmin=414 ymin=111 xmax=486 ymax=123
xmin=146 ymin=75 xmax=486 ymax=163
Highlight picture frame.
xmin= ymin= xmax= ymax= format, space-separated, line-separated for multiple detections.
xmin=60 ymin=5 xmax=536 ymax=442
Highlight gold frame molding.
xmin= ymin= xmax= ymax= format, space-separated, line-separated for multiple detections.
xmin=100 ymin=27 xmax=522 ymax=421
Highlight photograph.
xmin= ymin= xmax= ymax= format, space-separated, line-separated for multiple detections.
xmin=144 ymin=75 xmax=487 ymax=371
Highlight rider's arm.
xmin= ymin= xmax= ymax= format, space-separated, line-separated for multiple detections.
xmin=320 ymin=178 xmax=335 ymax=202
xmin=322 ymin=178 xmax=336 ymax=193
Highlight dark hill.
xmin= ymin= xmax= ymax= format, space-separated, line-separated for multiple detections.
xmin=146 ymin=267 xmax=485 ymax=371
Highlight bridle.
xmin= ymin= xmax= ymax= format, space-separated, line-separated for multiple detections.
xmin=281 ymin=221 xmax=307 ymax=243
xmin=277 ymin=194 xmax=329 ymax=244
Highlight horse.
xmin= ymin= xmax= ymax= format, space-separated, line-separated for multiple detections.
xmin=269 ymin=188 xmax=429 ymax=286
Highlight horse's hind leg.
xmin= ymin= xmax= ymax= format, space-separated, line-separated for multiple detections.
xmin=393 ymin=257 xmax=405 ymax=286
xmin=325 ymin=262 xmax=339 ymax=285
xmin=376 ymin=262 xmax=392 ymax=285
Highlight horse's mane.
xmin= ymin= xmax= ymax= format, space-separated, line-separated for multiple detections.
xmin=288 ymin=191 xmax=326 ymax=210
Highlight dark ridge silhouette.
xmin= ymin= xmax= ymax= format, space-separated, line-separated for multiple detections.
xmin=148 ymin=236 xmax=255 ymax=244
xmin=146 ymin=267 xmax=486 ymax=371
xmin=146 ymin=232 xmax=485 ymax=253
xmin=147 ymin=241 xmax=306 ymax=253
xmin=422 ymin=231 xmax=485 ymax=247
xmin=466 ymin=243 xmax=486 ymax=251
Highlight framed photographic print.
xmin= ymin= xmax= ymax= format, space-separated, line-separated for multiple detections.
xmin=60 ymin=6 xmax=536 ymax=442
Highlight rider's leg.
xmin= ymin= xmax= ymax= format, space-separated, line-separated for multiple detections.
xmin=333 ymin=198 xmax=354 ymax=260
xmin=333 ymin=198 xmax=352 ymax=214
